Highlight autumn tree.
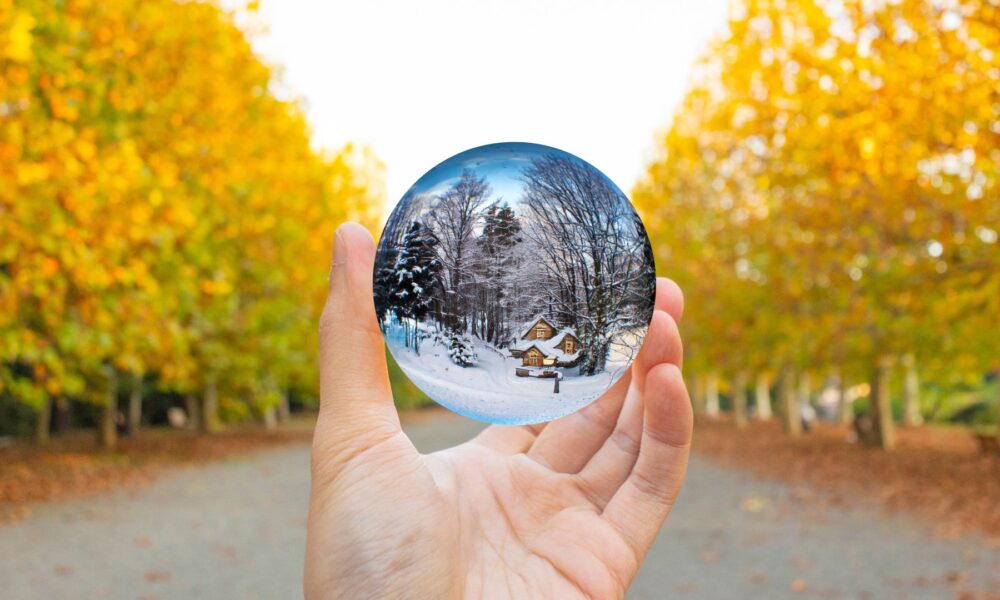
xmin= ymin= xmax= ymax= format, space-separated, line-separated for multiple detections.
xmin=0 ymin=0 xmax=382 ymax=446
xmin=635 ymin=0 xmax=999 ymax=448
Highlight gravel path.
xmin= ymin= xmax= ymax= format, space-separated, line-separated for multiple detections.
xmin=0 ymin=412 xmax=996 ymax=599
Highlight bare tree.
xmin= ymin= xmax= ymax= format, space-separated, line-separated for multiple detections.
xmin=429 ymin=169 xmax=492 ymax=331
xmin=520 ymin=154 xmax=655 ymax=375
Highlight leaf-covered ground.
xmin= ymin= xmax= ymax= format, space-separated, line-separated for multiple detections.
xmin=1 ymin=410 xmax=997 ymax=599
xmin=693 ymin=418 xmax=1000 ymax=544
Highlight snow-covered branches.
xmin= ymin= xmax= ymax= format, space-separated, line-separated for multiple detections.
xmin=520 ymin=153 xmax=656 ymax=374
xmin=376 ymin=151 xmax=653 ymax=378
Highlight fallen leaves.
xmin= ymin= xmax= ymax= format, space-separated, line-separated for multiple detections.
xmin=693 ymin=418 xmax=1000 ymax=543
xmin=144 ymin=571 xmax=171 ymax=583
xmin=0 ymin=421 xmax=313 ymax=525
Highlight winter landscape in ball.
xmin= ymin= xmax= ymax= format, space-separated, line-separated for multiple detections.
xmin=374 ymin=143 xmax=656 ymax=424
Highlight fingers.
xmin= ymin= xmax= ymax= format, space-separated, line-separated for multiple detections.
xmin=525 ymin=371 xmax=631 ymax=471
xmin=655 ymin=277 xmax=684 ymax=325
xmin=525 ymin=278 xmax=683 ymax=473
xmin=630 ymin=307 xmax=684 ymax=392
xmin=576 ymin=310 xmax=683 ymax=504
xmin=601 ymin=363 xmax=693 ymax=560
xmin=316 ymin=223 xmax=400 ymax=449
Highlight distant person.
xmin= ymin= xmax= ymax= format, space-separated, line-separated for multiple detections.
xmin=304 ymin=223 xmax=694 ymax=599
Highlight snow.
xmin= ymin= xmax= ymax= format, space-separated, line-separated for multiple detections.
xmin=385 ymin=318 xmax=641 ymax=425
xmin=515 ymin=314 xmax=558 ymax=340
xmin=509 ymin=331 xmax=580 ymax=362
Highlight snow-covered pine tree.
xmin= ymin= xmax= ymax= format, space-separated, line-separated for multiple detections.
xmin=390 ymin=221 xmax=442 ymax=353
xmin=447 ymin=334 xmax=477 ymax=367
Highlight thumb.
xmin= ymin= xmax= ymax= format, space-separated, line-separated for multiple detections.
xmin=316 ymin=223 xmax=400 ymax=449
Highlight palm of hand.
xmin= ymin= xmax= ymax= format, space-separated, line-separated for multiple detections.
xmin=306 ymin=224 xmax=691 ymax=600
xmin=426 ymin=439 xmax=641 ymax=599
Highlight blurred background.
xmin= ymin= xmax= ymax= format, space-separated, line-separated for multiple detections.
xmin=0 ymin=0 xmax=997 ymax=598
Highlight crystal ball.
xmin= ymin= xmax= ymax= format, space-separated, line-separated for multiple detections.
xmin=374 ymin=142 xmax=655 ymax=424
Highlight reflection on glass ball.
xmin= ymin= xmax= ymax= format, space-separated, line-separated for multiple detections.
xmin=374 ymin=142 xmax=656 ymax=425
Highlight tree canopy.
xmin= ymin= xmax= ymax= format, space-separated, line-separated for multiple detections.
xmin=634 ymin=0 xmax=999 ymax=442
xmin=0 ymin=0 xmax=383 ymax=440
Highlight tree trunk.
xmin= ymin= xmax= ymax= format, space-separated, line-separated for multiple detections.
xmin=127 ymin=374 xmax=142 ymax=436
xmin=705 ymin=371 xmax=720 ymax=418
xmin=798 ymin=372 xmax=811 ymax=424
xmin=733 ymin=371 xmax=749 ymax=429
xmin=262 ymin=405 xmax=278 ymax=430
xmin=35 ymin=395 xmax=52 ymax=446
xmin=53 ymin=397 xmax=71 ymax=433
xmin=185 ymin=393 xmax=201 ymax=430
xmin=780 ymin=371 xmax=801 ymax=436
xmin=276 ymin=389 xmax=290 ymax=423
xmin=867 ymin=357 xmax=896 ymax=450
xmin=901 ymin=353 xmax=922 ymax=427
xmin=98 ymin=369 xmax=118 ymax=450
xmin=838 ymin=372 xmax=853 ymax=424
xmin=755 ymin=373 xmax=773 ymax=421
xmin=996 ymin=375 xmax=1000 ymax=430
xmin=692 ymin=374 xmax=706 ymax=416
xmin=200 ymin=378 xmax=220 ymax=434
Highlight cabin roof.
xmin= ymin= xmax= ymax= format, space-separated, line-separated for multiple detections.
xmin=511 ymin=335 xmax=581 ymax=362
xmin=517 ymin=315 xmax=559 ymax=340
xmin=547 ymin=328 xmax=579 ymax=347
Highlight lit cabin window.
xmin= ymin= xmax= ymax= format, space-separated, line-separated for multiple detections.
xmin=565 ymin=339 xmax=574 ymax=353
xmin=535 ymin=326 xmax=546 ymax=339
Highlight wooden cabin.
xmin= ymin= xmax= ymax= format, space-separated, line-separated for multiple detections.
xmin=524 ymin=316 xmax=558 ymax=342
xmin=510 ymin=316 xmax=583 ymax=372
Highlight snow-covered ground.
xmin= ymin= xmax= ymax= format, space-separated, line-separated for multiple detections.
xmin=384 ymin=319 xmax=645 ymax=425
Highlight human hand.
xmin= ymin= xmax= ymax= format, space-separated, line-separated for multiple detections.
xmin=305 ymin=223 xmax=692 ymax=599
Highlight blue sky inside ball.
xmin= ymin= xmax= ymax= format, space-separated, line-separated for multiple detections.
xmin=376 ymin=142 xmax=655 ymax=424
xmin=405 ymin=142 xmax=627 ymax=214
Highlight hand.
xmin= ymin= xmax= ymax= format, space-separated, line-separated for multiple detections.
xmin=305 ymin=223 xmax=692 ymax=599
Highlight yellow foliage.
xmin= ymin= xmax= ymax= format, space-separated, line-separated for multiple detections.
xmin=636 ymin=0 xmax=999 ymax=383
xmin=0 ymin=0 xmax=383 ymax=411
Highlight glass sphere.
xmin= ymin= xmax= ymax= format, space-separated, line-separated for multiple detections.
xmin=374 ymin=142 xmax=655 ymax=424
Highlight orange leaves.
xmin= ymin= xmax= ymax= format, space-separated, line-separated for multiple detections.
xmin=40 ymin=257 xmax=59 ymax=276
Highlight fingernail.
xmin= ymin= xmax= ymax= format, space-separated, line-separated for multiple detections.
xmin=333 ymin=227 xmax=348 ymax=266
xmin=328 ymin=228 xmax=347 ymax=282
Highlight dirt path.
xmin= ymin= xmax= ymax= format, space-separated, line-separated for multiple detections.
xmin=0 ymin=412 xmax=996 ymax=599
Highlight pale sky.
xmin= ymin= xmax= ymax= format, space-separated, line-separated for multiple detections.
xmin=249 ymin=0 xmax=729 ymax=209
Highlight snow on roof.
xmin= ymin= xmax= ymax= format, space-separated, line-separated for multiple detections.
xmin=511 ymin=337 xmax=580 ymax=362
xmin=517 ymin=314 xmax=558 ymax=340
xmin=547 ymin=328 xmax=578 ymax=348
